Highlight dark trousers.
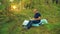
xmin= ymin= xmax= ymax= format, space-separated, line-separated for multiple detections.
xmin=26 ymin=20 xmax=40 ymax=29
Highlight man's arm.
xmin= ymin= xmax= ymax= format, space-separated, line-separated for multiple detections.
xmin=34 ymin=17 xmax=41 ymax=20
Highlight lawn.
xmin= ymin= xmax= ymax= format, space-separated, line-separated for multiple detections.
xmin=0 ymin=0 xmax=60 ymax=34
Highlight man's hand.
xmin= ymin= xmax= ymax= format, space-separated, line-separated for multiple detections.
xmin=29 ymin=17 xmax=34 ymax=20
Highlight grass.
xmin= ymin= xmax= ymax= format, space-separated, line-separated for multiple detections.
xmin=0 ymin=0 xmax=60 ymax=34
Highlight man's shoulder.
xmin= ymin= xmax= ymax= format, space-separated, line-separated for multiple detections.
xmin=37 ymin=12 xmax=41 ymax=16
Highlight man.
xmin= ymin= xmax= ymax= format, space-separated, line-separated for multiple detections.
xmin=26 ymin=9 xmax=41 ymax=29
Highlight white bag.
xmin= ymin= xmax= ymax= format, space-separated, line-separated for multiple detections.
xmin=22 ymin=20 xmax=29 ymax=26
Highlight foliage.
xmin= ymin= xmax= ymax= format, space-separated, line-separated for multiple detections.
xmin=0 ymin=0 xmax=60 ymax=34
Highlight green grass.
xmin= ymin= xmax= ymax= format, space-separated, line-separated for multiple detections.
xmin=0 ymin=0 xmax=60 ymax=34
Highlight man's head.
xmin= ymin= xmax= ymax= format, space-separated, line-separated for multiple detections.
xmin=33 ymin=9 xmax=38 ymax=13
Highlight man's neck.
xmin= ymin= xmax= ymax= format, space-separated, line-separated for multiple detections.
xmin=35 ymin=11 xmax=38 ymax=14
